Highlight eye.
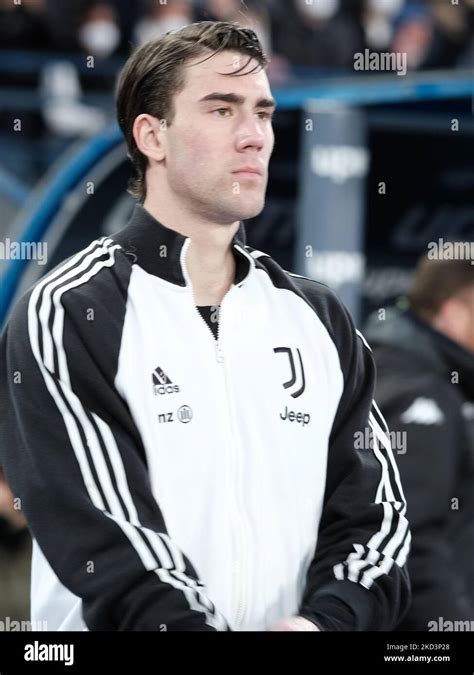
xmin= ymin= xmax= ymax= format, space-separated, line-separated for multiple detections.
xmin=256 ymin=111 xmax=273 ymax=121
xmin=213 ymin=108 xmax=232 ymax=117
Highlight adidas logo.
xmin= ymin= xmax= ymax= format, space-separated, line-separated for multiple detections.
xmin=400 ymin=397 xmax=444 ymax=425
xmin=152 ymin=366 xmax=180 ymax=395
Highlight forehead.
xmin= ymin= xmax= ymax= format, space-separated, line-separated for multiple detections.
xmin=180 ymin=50 xmax=272 ymax=100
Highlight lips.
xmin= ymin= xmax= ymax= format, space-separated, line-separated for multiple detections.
xmin=232 ymin=167 xmax=263 ymax=176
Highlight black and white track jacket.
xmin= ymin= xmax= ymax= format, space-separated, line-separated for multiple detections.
xmin=0 ymin=205 xmax=410 ymax=631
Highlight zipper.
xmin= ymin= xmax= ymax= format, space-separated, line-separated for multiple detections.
xmin=218 ymin=306 xmax=248 ymax=629
xmin=180 ymin=239 xmax=226 ymax=357
xmin=180 ymin=239 xmax=248 ymax=628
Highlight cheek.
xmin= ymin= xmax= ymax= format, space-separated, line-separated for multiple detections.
xmin=268 ymin=127 xmax=275 ymax=152
xmin=267 ymin=129 xmax=275 ymax=159
xmin=170 ymin=129 xmax=222 ymax=176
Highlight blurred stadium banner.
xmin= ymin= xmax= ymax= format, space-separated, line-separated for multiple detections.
xmin=296 ymin=102 xmax=368 ymax=320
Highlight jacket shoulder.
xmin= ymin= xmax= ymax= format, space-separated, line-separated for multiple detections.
xmin=6 ymin=237 xmax=130 ymax=327
xmin=246 ymin=247 xmax=357 ymax=349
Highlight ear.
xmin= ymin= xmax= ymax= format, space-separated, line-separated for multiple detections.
xmin=435 ymin=296 xmax=470 ymax=343
xmin=132 ymin=113 xmax=167 ymax=162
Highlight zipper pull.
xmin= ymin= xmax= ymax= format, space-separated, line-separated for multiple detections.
xmin=215 ymin=342 xmax=224 ymax=363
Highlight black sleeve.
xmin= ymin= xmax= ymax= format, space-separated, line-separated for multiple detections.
xmin=0 ymin=248 xmax=228 ymax=632
xmin=372 ymin=379 xmax=473 ymax=629
xmin=299 ymin=299 xmax=411 ymax=631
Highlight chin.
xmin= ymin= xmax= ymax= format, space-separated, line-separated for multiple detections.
xmin=210 ymin=193 xmax=265 ymax=224
xmin=234 ymin=196 xmax=266 ymax=221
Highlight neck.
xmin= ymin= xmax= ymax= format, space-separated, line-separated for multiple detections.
xmin=143 ymin=195 xmax=240 ymax=306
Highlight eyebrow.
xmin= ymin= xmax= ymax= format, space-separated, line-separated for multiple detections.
xmin=198 ymin=92 xmax=276 ymax=109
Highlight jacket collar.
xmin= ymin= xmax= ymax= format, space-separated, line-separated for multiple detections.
xmin=111 ymin=204 xmax=253 ymax=287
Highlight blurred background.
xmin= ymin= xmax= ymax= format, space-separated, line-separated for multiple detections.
xmin=0 ymin=0 xmax=472 ymax=325
xmin=0 ymin=0 xmax=473 ymax=626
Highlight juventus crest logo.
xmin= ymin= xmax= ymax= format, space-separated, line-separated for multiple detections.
xmin=273 ymin=347 xmax=306 ymax=398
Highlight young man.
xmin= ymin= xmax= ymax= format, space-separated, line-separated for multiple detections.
xmin=365 ymin=258 xmax=474 ymax=630
xmin=0 ymin=22 xmax=410 ymax=631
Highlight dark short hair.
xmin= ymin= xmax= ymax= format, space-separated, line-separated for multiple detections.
xmin=116 ymin=21 xmax=268 ymax=202
xmin=408 ymin=256 xmax=474 ymax=320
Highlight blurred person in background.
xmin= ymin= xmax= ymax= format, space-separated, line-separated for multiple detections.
xmin=78 ymin=1 xmax=122 ymax=58
xmin=270 ymin=0 xmax=365 ymax=70
xmin=45 ymin=0 xmax=137 ymax=55
xmin=362 ymin=0 xmax=406 ymax=52
xmin=40 ymin=1 xmax=119 ymax=137
xmin=390 ymin=0 xmax=472 ymax=71
xmin=389 ymin=3 xmax=432 ymax=71
xmin=423 ymin=0 xmax=473 ymax=69
xmin=365 ymin=258 xmax=474 ymax=630
xmin=134 ymin=0 xmax=194 ymax=46
xmin=0 ymin=467 xmax=31 ymax=623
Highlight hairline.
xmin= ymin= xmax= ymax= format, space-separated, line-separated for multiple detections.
xmin=164 ymin=48 xmax=269 ymax=125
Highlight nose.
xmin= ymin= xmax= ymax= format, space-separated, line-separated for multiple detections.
xmin=235 ymin=114 xmax=265 ymax=153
